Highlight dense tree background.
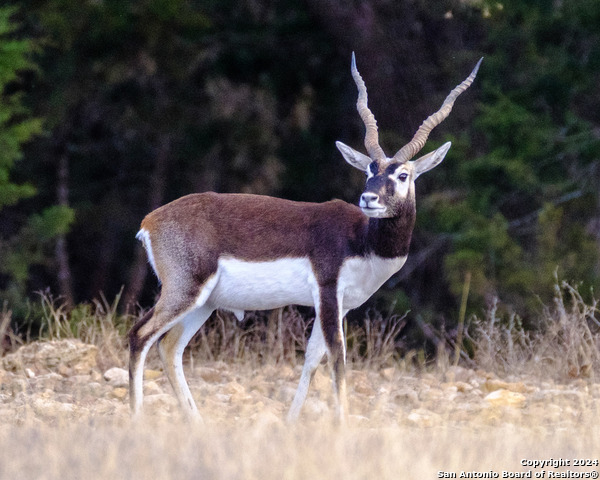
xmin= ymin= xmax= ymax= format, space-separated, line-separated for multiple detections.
xmin=1 ymin=0 xmax=599 ymax=340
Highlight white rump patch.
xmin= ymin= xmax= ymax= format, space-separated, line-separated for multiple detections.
xmin=136 ymin=228 xmax=159 ymax=279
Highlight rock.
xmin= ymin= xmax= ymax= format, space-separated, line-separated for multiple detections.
xmin=31 ymin=372 xmax=63 ymax=391
xmin=32 ymin=397 xmax=75 ymax=417
xmin=10 ymin=378 xmax=28 ymax=395
xmin=104 ymin=367 xmax=129 ymax=387
xmin=83 ymin=382 xmax=106 ymax=397
xmin=276 ymin=385 xmax=297 ymax=403
xmin=444 ymin=365 xmax=475 ymax=383
xmin=144 ymin=369 xmax=162 ymax=380
xmin=453 ymin=381 xmax=474 ymax=393
xmin=143 ymin=381 xmax=163 ymax=395
xmin=214 ymin=393 xmax=232 ymax=403
xmin=443 ymin=389 xmax=459 ymax=402
xmin=380 ymin=367 xmax=396 ymax=381
xmin=1 ymin=340 xmax=97 ymax=375
xmin=419 ymin=387 xmax=444 ymax=403
xmin=111 ymin=387 xmax=128 ymax=400
xmin=484 ymin=389 xmax=526 ymax=408
xmin=392 ymin=388 xmax=419 ymax=406
xmin=406 ymin=408 xmax=442 ymax=427
xmin=145 ymin=393 xmax=178 ymax=409
xmin=483 ymin=379 xmax=529 ymax=393
xmin=354 ymin=377 xmax=376 ymax=396
xmin=224 ymin=381 xmax=245 ymax=396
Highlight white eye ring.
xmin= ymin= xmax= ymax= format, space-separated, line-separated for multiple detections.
xmin=398 ymin=173 xmax=408 ymax=182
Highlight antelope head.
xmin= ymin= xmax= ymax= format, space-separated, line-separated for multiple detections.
xmin=337 ymin=53 xmax=482 ymax=218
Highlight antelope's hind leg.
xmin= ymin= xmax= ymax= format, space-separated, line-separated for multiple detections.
xmin=128 ymin=292 xmax=203 ymax=418
xmin=157 ymin=305 xmax=213 ymax=420
xmin=129 ymin=307 xmax=157 ymax=417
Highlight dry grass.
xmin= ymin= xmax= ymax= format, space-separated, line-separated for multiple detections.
xmin=468 ymin=281 xmax=600 ymax=380
xmin=0 ymin=411 xmax=599 ymax=480
xmin=1 ymin=282 xmax=600 ymax=479
xmin=34 ymin=291 xmax=132 ymax=370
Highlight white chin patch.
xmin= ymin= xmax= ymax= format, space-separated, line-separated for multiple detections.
xmin=361 ymin=207 xmax=388 ymax=218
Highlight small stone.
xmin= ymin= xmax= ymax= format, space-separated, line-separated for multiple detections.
xmin=214 ymin=393 xmax=232 ymax=403
xmin=420 ymin=387 xmax=444 ymax=403
xmin=111 ymin=387 xmax=128 ymax=399
xmin=24 ymin=368 xmax=35 ymax=378
xmin=104 ymin=367 xmax=129 ymax=388
xmin=145 ymin=393 xmax=178 ymax=409
xmin=32 ymin=397 xmax=75 ymax=417
xmin=393 ymin=388 xmax=419 ymax=406
xmin=380 ymin=367 xmax=396 ymax=381
xmin=406 ymin=408 xmax=442 ymax=427
xmin=2 ymin=340 xmax=97 ymax=375
xmin=143 ymin=381 xmax=163 ymax=395
xmin=144 ymin=369 xmax=162 ymax=380
xmin=484 ymin=389 xmax=526 ymax=408
xmin=354 ymin=378 xmax=376 ymax=396
xmin=454 ymin=381 xmax=474 ymax=393
xmin=32 ymin=372 xmax=63 ymax=391
xmin=83 ymin=382 xmax=105 ymax=396
xmin=224 ymin=381 xmax=245 ymax=395
xmin=444 ymin=365 xmax=475 ymax=383
xmin=11 ymin=378 xmax=28 ymax=395
xmin=484 ymin=379 xmax=528 ymax=393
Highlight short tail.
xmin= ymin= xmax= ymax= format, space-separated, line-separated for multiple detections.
xmin=136 ymin=228 xmax=160 ymax=281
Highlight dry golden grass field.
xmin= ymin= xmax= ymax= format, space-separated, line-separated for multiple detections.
xmin=1 ymin=285 xmax=600 ymax=480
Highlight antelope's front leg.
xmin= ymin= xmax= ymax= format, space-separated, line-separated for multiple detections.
xmin=319 ymin=286 xmax=348 ymax=424
xmin=287 ymin=316 xmax=327 ymax=422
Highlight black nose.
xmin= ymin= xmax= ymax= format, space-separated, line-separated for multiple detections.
xmin=361 ymin=192 xmax=379 ymax=204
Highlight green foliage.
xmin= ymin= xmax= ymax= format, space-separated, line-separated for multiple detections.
xmin=425 ymin=0 xmax=600 ymax=319
xmin=0 ymin=7 xmax=42 ymax=209
xmin=0 ymin=7 xmax=74 ymax=308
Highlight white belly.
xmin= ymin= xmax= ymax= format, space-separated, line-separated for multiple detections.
xmin=208 ymin=257 xmax=317 ymax=312
xmin=204 ymin=254 xmax=407 ymax=316
xmin=338 ymin=255 xmax=407 ymax=310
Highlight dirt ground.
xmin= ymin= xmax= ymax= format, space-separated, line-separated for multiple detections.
xmin=1 ymin=339 xmax=600 ymax=479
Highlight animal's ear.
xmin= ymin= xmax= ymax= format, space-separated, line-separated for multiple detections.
xmin=336 ymin=141 xmax=372 ymax=172
xmin=413 ymin=142 xmax=451 ymax=178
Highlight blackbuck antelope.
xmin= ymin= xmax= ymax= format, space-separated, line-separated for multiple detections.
xmin=129 ymin=53 xmax=482 ymax=422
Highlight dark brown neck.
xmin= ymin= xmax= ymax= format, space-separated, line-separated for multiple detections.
xmin=366 ymin=201 xmax=416 ymax=258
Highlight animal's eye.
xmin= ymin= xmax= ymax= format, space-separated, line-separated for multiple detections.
xmin=398 ymin=173 xmax=408 ymax=181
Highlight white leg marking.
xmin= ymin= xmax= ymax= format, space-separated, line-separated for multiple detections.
xmin=287 ymin=317 xmax=327 ymax=422
xmin=131 ymin=320 xmax=179 ymax=418
xmin=131 ymin=278 xmax=218 ymax=418
xmin=158 ymin=306 xmax=213 ymax=420
xmin=334 ymin=308 xmax=349 ymax=423
xmin=131 ymin=338 xmax=154 ymax=418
